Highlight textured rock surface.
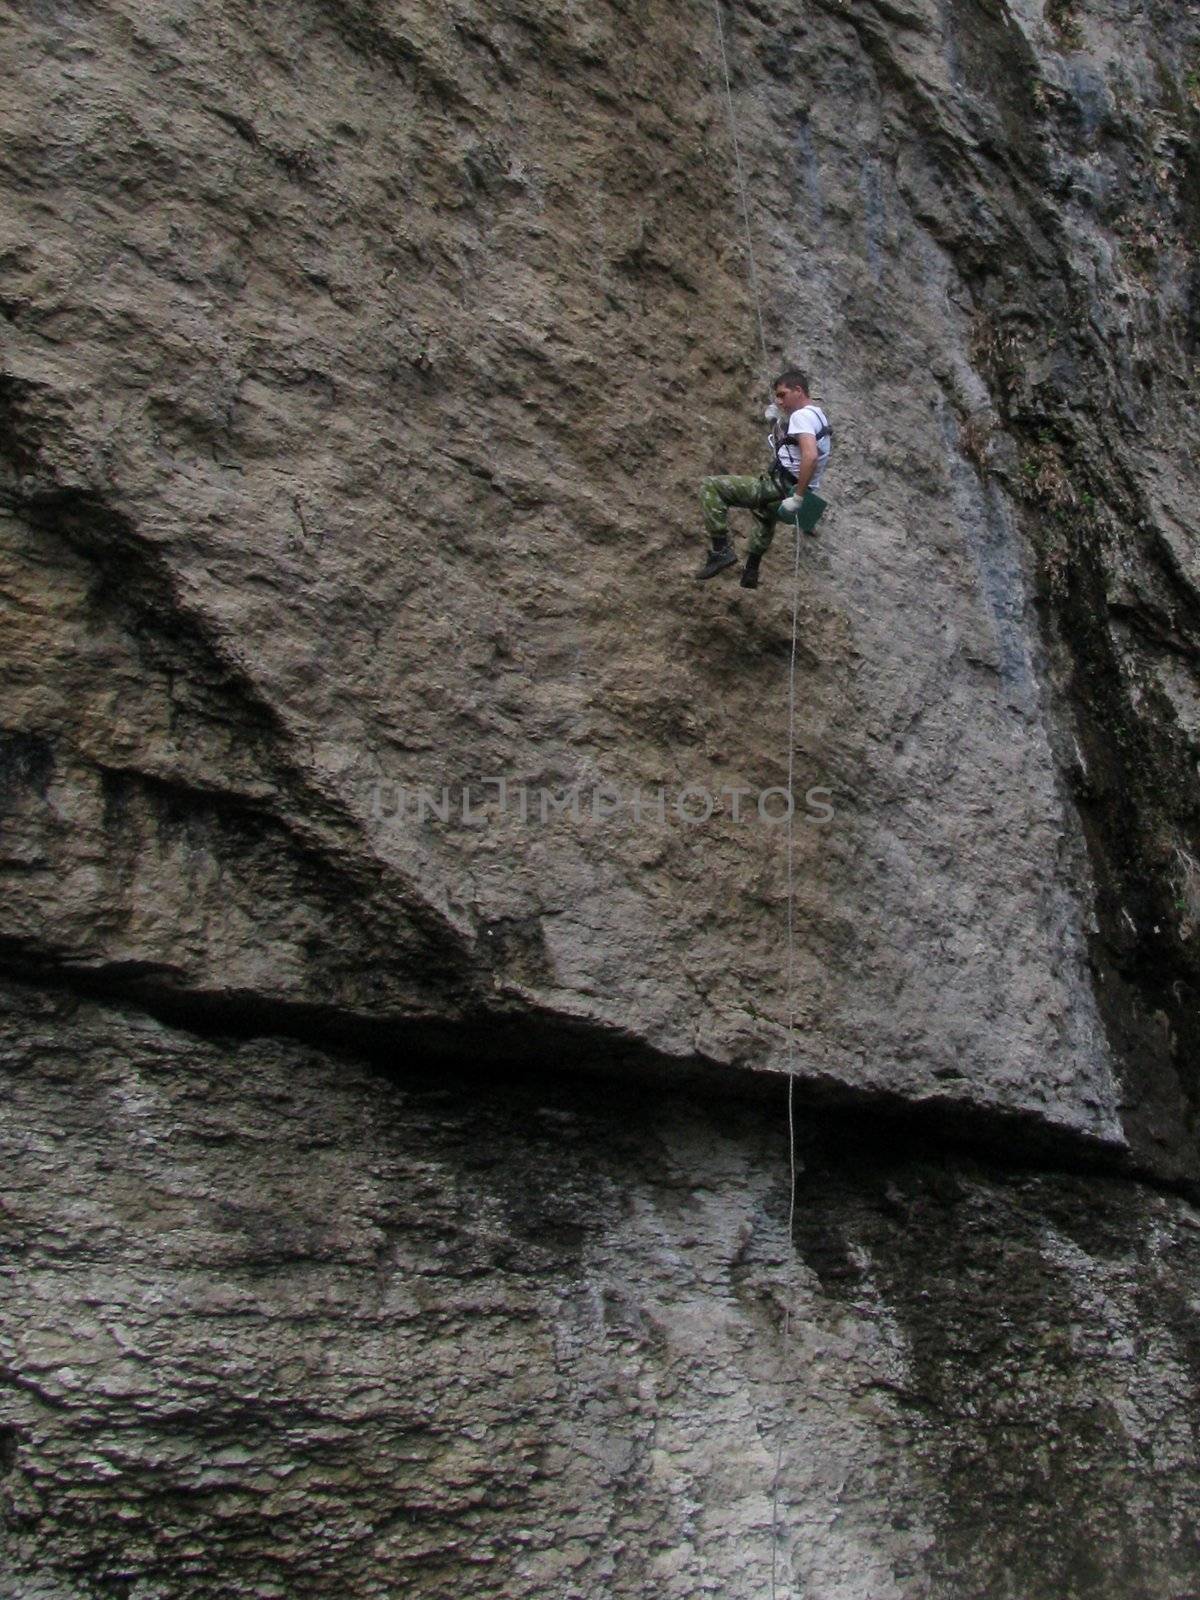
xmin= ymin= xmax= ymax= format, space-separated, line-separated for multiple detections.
xmin=3 ymin=0 xmax=1200 ymax=1592
xmin=3 ymin=0 xmax=1197 ymax=1167
xmin=3 ymin=981 xmax=1200 ymax=1600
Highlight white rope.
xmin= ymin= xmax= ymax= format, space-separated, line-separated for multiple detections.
xmin=770 ymin=519 xmax=804 ymax=1600
xmin=708 ymin=8 xmax=803 ymax=1592
xmin=711 ymin=0 xmax=770 ymax=373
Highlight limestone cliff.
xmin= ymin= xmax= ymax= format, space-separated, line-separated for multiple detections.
xmin=2 ymin=0 xmax=1200 ymax=1594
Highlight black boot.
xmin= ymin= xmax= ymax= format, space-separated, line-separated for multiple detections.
xmin=740 ymin=552 xmax=762 ymax=589
xmin=696 ymin=539 xmax=739 ymax=580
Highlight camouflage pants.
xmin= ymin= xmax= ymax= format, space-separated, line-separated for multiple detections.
xmin=699 ymin=472 xmax=784 ymax=557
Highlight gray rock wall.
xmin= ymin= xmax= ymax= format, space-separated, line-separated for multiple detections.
xmin=3 ymin=982 xmax=1200 ymax=1600
xmin=4 ymin=0 xmax=1197 ymax=1164
xmin=2 ymin=0 xmax=1200 ymax=1590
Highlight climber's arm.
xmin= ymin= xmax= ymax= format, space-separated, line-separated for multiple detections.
xmin=779 ymin=433 xmax=820 ymax=510
xmin=790 ymin=432 xmax=819 ymax=494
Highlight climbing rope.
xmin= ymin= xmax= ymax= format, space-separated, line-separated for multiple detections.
xmin=770 ymin=514 xmax=804 ymax=1600
xmin=711 ymin=0 xmax=770 ymax=374
xmin=708 ymin=4 xmax=803 ymax=1594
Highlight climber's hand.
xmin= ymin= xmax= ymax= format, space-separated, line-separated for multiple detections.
xmin=779 ymin=495 xmax=802 ymax=514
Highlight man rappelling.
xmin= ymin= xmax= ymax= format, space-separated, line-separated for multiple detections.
xmin=695 ymin=369 xmax=831 ymax=589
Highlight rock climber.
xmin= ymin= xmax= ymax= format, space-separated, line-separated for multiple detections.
xmin=695 ymin=369 xmax=831 ymax=589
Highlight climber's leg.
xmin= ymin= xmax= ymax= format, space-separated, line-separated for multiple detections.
xmin=747 ymin=506 xmax=779 ymax=558
xmin=697 ymin=474 xmax=782 ymax=580
xmin=700 ymin=473 xmax=777 ymax=542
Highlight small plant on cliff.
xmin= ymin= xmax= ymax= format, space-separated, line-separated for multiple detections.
xmin=970 ymin=316 xmax=1022 ymax=398
xmin=1017 ymin=439 xmax=1077 ymax=511
xmin=1045 ymin=0 xmax=1084 ymax=50
xmin=958 ymin=411 xmax=996 ymax=472
xmin=1015 ymin=438 xmax=1110 ymax=602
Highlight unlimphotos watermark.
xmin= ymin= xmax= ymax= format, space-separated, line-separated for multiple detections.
xmin=365 ymin=778 xmax=835 ymax=828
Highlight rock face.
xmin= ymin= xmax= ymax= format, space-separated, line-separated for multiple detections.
xmin=2 ymin=0 xmax=1200 ymax=1592
xmin=4 ymin=981 xmax=1200 ymax=1600
xmin=4 ymin=0 xmax=1198 ymax=1161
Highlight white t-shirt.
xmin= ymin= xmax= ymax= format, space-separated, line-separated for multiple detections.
xmin=775 ymin=404 xmax=831 ymax=491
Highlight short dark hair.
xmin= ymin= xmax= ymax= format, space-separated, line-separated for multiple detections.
xmin=774 ymin=368 xmax=810 ymax=392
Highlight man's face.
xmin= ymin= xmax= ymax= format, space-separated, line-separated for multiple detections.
xmin=774 ymin=383 xmax=807 ymax=414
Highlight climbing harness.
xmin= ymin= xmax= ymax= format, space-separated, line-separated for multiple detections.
xmin=769 ymin=406 xmax=833 ymax=492
xmin=708 ymin=4 xmax=807 ymax=1595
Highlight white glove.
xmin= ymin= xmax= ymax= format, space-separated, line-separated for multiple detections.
xmin=763 ymin=403 xmax=780 ymax=421
xmin=779 ymin=495 xmax=802 ymax=514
